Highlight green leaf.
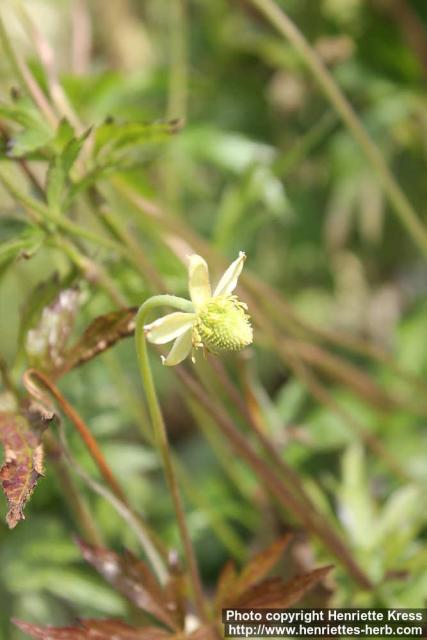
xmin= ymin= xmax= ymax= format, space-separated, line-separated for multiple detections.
xmin=51 ymin=118 xmax=75 ymax=153
xmin=0 ymin=216 xmax=29 ymax=242
xmin=0 ymin=221 xmax=44 ymax=278
xmin=94 ymin=118 xmax=182 ymax=160
xmin=0 ymin=101 xmax=53 ymax=157
xmin=11 ymin=127 xmax=54 ymax=158
xmin=46 ymin=128 xmax=91 ymax=212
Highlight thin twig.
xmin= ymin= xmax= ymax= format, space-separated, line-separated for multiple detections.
xmin=44 ymin=430 xmax=103 ymax=546
xmin=174 ymin=366 xmax=373 ymax=590
xmin=56 ymin=418 xmax=168 ymax=584
xmin=0 ymin=9 xmax=57 ymax=127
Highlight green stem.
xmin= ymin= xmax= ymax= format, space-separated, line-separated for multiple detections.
xmin=54 ymin=237 xmax=128 ymax=307
xmin=0 ymin=9 xmax=57 ymax=127
xmin=245 ymin=0 xmax=427 ymax=259
xmin=135 ymin=295 xmax=209 ymax=623
xmin=0 ymin=9 xmax=28 ymax=93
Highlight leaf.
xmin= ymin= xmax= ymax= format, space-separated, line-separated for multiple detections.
xmin=236 ymin=534 xmax=292 ymax=592
xmin=0 ymin=101 xmax=53 ymax=157
xmin=11 ymin=128 xmax=54 ymax=158
xmin=215 ymin=536 xmax=291 ymax=610
xmin=94 ymin=119 xmax=182 ymax=158
xmin=77 ymin=540 xmax=178 ymax=630
xmin=17 ymin=273 xmax=77 ymax=360
xmin=25 ymin=288 xmax=80 ymax=373
xmin=232 ymin=566 xmax=333 ymax=608
xmin=0 ymin=216 xmax=29 ymax=242
xmin=214 ymin=561 xmax=238 ymax=612
xmin=0 ymin=223 xmax=44 ymax=279
xmin=51 ymin=119 xmax=75 ymax=153
xmin=46 ymin=128 xmax=92 ymax=211
xmin=13 ymin=619 xmax=171 ymax=640
xmin=14 ymin=619 xmax=216 ymax=640
xmin=0 ymin=408 xmax=50 ymax=528
xmin=60 ymin=308 xmax=137 ymax=374
xmin=215 ymin=537 xmax=332 ymax=611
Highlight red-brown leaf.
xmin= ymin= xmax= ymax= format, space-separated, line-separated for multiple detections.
xmin=236 ymin=534 xmax=292 ymax=592
xmin=77 ymin=540 xmax=177 ymax=630
xmin=214 ymin=560 xmax=238 ymax=611
xmin=0 ymin=409 xmax=48 ymax=528
xmin=60 ymin=308 xmax=137 ymax=374
xmin=14 ymin=619 xmax=171 ymax=640
xmin=233 ymin=565 xmax=333 ymax=608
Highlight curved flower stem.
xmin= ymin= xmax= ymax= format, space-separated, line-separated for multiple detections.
xmin=135 ymin=295 xmax=209 ymax=623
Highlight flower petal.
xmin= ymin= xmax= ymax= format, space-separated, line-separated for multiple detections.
xmin=161 ymin=329 xmax=193 ymax=366
xmin=188 ymin=254 xmax=212 ymax=308
xmin=145 ymin=312 xmax=195 ymax=344
xmin=213 ymin=251 xmax=246 ymax=297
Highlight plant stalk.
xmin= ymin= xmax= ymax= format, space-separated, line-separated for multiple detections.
xmin=135 ymin=295 xmax=209 ymax=624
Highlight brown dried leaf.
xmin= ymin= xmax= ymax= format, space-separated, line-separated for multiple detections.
xmin=236 ymin=534 xmax=292 ymax=592
xmin=77 ymin=540 xmax=177 ymax=630
xmin=25 ymin=288 xmax=80 ymax=374
xmin=214 ymin=560 xmax=238 ymax=612
xmin=14 ymin=619 xmax=217 ymax=640
xmin=61 ymin=308 xmax=137 ymax=374
xmin=233 ymin=566 xmax=333 ymax=608
xmin=14 ymin=619 xmax=171 ymax=640
xmin=0 ymin=408 xmax=49 ymax=528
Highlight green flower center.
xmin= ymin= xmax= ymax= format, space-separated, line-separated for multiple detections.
xmin=193 ymin=295 xmax=253 ymax=354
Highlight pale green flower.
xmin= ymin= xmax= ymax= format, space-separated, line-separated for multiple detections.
xmin=144 ymin=251 xmax=253 ymax=366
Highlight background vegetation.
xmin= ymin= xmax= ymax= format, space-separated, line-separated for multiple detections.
xmin=0 ymin=0 xmax=427 ymax=637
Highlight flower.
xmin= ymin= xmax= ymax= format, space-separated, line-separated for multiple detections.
xmin=144 ymin=252 xmax=253 ymax=366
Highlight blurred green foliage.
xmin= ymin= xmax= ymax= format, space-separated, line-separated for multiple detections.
xmin=0 ymin=0 xmax=427 ymax=637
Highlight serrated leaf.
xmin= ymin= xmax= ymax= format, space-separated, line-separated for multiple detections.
xmin=0 ymin=408 xmax=50 ymax=528
xmin=0 ymin=101 xmax=54 ymax=157
xmin=14 ymin=619 xmax=171 ymax=640
xmin=11 ymin=128 xmax=54 ymax=157
xmin=60 ymin=308 xmax=137 ymax=374
xmin=14 ymin=619 xmax=215 ymax=640
xmin=236 ymin=534 xmax=292 ymax=592
xmin=77 ymin=540 xmax=177 ymax=630
xmin=94 ymin=119 xmax=182 ymax=158
xmin=46 ymin=128 xmax=91 ymax=211
xmin=232 ymin=566 xmax=333 ymax=608
xmin=214 ymin=560 xmax=238 ymax=612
